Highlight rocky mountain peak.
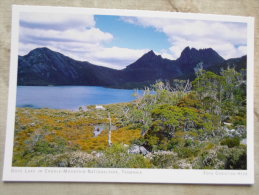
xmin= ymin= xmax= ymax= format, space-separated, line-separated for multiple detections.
xmin=178 ymin=46 xmax=225 ymax=67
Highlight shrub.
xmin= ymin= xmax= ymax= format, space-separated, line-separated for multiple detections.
xmin=216 ymin=145 xmax=247 ymax=170
xmin=151 ymin=153 xmax=177 ymax=168
xmin=33 ymin=140 xmax=56 ymax=154
xmin=224 ymin=146 xmax=247 ymax=169
xmin=193 ymin=149 xmax=225 ymax=169
xmin=220 ymin=137 xmax=240 ymax=148
xmin=88 ymin=144 xmax=152 ymax=168
xmin=26 ymin=151 xmax=95 ymax=167
xmin=142 ymin=104 xmax=218 ymax=151
xmin=205 ymin=142 xmax=215 ymax=150
xmin=175 ymin=146 xmax=199 ymax=158
xmin=232 ymin=116 xmax=246 ymax=126
xmin=167 ymin=138 xmax=185 ymax=150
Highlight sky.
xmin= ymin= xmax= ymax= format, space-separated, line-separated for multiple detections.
xmin=19 ymin=12 xmax=247 ymax=70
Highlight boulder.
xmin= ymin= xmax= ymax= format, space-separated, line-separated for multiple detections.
xmin=139 ymin=146 xmax=149 ymax=155
xmin=236 ymin=125 xmax=246 ymax=137
xmin=95 ymin=105 xmax=106 ymax=110
xmin=128 ymin=144 xmax=149 ymax=155
xmin=58 ymin=161 xmax=68 ymax=167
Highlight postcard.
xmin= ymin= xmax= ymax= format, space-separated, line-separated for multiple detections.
xmin=3 ymin=5 xmax=254 ymax=184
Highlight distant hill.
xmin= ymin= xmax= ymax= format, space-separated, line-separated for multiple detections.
xmin=17 ymin=47 xmax=246 ymax=88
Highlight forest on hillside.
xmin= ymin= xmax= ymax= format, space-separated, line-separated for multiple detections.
xmin=13 ymin=67 xmax=247 ymax=169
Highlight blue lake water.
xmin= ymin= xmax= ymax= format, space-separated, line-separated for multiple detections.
xmin=16 ymin=86 xmax=142 ymax=110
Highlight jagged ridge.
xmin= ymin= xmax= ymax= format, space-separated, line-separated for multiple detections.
xmin=17 ymin=47 xmax=246 ymax=88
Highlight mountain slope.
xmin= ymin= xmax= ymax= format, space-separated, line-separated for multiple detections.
xmin=17 ymin=47 xmax=246 ymax=88
xmin=122 ymin=50 xmax=181 ymax=83
xmin=18 ymin=47 xmax=122 ymax=86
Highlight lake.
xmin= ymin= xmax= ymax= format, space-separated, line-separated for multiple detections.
xmin=16 ymin=86 xmax=142 ymax=110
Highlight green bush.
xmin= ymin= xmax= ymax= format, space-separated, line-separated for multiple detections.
xmin=151 ymin=153 xmax=177 ymax=168
xmin=232 ymin=116 xmax=246 ymax=126
xmin=224 ymin=146 xmax=247 ymax=169
xmin=220 ymin=137 xmax=240 ymax=148
xmin=33 ymin=137 xmax=68 ymax=155
xmin=175 ymin=147 xmax=200 ymax=158
xmin=33 ymin=140 xmax=56 ymax=154
xmin=142 ymin=104 xmax=216 ymax=151
xmin=216 ymin=145 xmax=247 ymax=170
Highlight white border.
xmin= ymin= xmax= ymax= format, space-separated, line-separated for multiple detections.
xmin=2 ymin=5 xmax=255 ymax=184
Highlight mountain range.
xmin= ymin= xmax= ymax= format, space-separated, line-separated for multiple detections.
xmin=17 ymin=47 xmax=246 ymax=88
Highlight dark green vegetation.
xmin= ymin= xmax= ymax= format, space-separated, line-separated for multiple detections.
xmin=17 ymin=46 xmax=246 ymax=89
xmin=13 ymin=67 xmax=247 ymax=169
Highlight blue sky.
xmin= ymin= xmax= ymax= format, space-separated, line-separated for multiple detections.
xmin=19 ymin=12 xmax=247 ymax=69
xmin=95 ymin=15 xmax=170 ymax=51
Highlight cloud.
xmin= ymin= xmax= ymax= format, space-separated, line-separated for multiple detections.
xmin=86 ymin=47 xmax=149 ymax=69
xmin=19 ymin=12 xmax=148 ymax=69
xmin=20 ymin=26 xmax=113 ymax=45
xmin=20 ymin=12 xmax=95 ymax=30
xmin=19 ymin=34 xmax=147 ymax=70
xmin=19 ymin=13 xmax=247 ymax=70
xmin=167 ymin=36 xmax=246 ymax=60
xmin=121 ymin=16 xmax=247 ymax=59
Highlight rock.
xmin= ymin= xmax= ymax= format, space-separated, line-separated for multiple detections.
xmin=95 ymin=105 xmax=106 ymax=110
xmin=236 ymin=125 xmax=246 ymax=136
xmin=58 ymin=161 xmax=68 ymax=167
xmin=241 ymin=138 xmax=247 ymax=145
xmin=128 ymin=144 xmax=149 ymax=155
xmin=96 ymin=152 xmax=104 ymax=158
xmin=128 ymin=145 xmax=141 ymax=154
xmin=224 ymin=125 xmax=246 ymax=138
xmin=139 ymin=146 xmax=149 ymax=155
xmin=223 ymin=122 xmax=232 ymax=126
